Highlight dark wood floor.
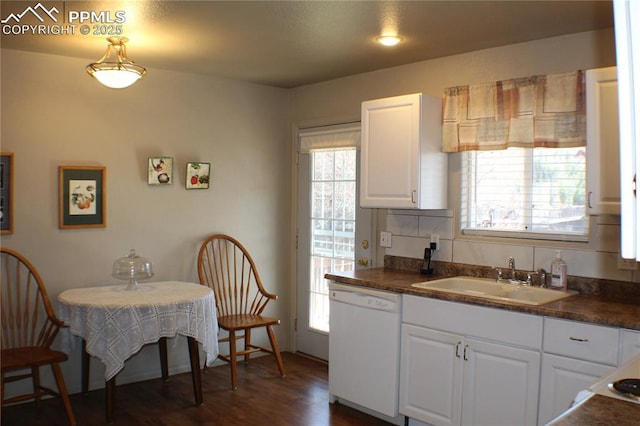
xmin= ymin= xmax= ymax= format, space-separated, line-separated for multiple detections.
xmin=2 ymin=352 xmax=393 ymax=425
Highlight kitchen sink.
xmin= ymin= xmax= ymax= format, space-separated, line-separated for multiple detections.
xmin=411 ymin=276 xmax=577 ymax=306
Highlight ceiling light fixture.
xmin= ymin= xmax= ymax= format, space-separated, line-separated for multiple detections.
xmin=376 ymin=35 xmax=403 ymax=47
xmin=86 ymin=36 xmax=146 ymax=89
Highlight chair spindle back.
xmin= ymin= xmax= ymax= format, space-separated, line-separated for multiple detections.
xmin=197 ymin=234 xmax=275 ymax=317
xmin=1 ymin=248 xmax=62 ymax=350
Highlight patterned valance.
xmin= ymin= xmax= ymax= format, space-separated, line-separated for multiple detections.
xmin=442 ymin=71 xmax=586 ymax=152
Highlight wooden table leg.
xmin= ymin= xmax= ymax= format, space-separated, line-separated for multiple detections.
xmin=81 ymin=340 xmax=90 ymax=395
xmin=187 ymin=337 xmax=203 ymax=406
xmin=106 ymin=376 xmax=116 ymax=423
xmin=159 ymin=337 xmax=169 ymax=381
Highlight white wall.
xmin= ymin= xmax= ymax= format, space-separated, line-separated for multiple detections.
xmin=290 ymin=28 xmax=629 ymax=281
xmin=1 ymin=48 xmax=292 ymax=394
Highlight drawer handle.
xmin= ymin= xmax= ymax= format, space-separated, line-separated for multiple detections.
xmin=569 ymin=336 xmax=589 ymax=342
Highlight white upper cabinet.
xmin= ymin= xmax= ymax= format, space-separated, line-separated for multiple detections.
xmin=360 ymin=93 xmax=448 ymax=209
xmin=586 ymin=66 xmax=620 ymax=215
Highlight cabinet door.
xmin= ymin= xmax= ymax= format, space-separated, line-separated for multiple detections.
xmin=586 ymin=66 xmax=620 ymax=215
xmin=360 ymin=93 xmax=421 ymax=208
xmin=399 ymin=324 xmax=462 ymax=426
xmin=538 ymin=353 xmax=614 ymax=425
xmin=461 ymin=339 xmax=540 ymax=426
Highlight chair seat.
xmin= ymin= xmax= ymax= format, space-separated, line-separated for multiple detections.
xmin=218 ymin=314 xmax=280 ymax=331
xmin=2 ymin=347 xmax=69 ymax=372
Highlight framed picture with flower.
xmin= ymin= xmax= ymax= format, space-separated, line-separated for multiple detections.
xmin=58 ymin=166 xmax=106 ymax=229
xmin=148 ymin=157 xmax=173 ymax=185
xmin=185 ymin=162 xmax=211 ymax=189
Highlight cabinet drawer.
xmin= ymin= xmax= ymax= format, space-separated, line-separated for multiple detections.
xmin=543 ymin=318 xmax=619 ymax=365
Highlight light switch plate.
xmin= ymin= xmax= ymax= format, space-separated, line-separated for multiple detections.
xmin=380 ymin=231 xmax=392 ymax=248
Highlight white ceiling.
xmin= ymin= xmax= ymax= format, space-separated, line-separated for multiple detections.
xmin=0 ymin=1 xmax=614 ymax=88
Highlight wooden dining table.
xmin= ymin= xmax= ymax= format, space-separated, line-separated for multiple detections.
xmin=57 ymin=281 xmax=219 ymax=422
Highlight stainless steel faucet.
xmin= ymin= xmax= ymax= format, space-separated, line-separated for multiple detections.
xmin=508 ymin=256 xmax=516 ymax=281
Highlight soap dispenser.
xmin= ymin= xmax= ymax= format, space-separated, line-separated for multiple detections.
xmin=550 ymin=250 xmax=567 ymax=290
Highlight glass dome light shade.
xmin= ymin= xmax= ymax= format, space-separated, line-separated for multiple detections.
xmin=87 ymin=63 xmax=146 ymax=89
xmin=112 ymin=249 xmax=153 ymax=291
xmin=86 ymin=36 xmax=146 ymax=89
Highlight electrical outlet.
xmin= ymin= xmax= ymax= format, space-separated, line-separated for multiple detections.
xmin=380 ymin=231 xmax=392 ymax=248
xmin=617 ymin=254 xmax=638 ymax=270
xmin=430 ymin=234 xmax=439 ymax=251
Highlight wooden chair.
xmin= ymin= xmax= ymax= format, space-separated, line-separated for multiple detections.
xmin=197 ymin=234 xmax=285 ymax=389
xmin=1 ymin=248 xmax=76 ymax=425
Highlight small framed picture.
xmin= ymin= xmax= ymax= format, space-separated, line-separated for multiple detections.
xmin=186 ymin=162 xmax=211 ymax=189
xmin=148 ymin=157 xmax=173 ymax=185
xmin=58 ymin=166 xmax=106 ymax=229
xmin=0 ymin=152 xmax=14 ymax=234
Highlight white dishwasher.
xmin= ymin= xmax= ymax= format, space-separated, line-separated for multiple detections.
xmin=328 ymin=282 xmax=403 ymax=424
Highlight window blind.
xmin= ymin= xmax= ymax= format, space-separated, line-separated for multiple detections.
xmin=299 ymin=123 xmax=360 ymax=153
xmin=461 ymin=147 xmax=588 ymax=241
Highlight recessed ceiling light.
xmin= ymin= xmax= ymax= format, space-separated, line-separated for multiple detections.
xmin=376 ymin=35 xmax=402 ymax=47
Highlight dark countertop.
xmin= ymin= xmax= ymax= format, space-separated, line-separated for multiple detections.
xmin=325 ymin=268 xmax=640 ymax=331
xmin=325 ymin=267 xmax=640 ymax=425
xmin=547 ymin=394 xmax=639 ymax=426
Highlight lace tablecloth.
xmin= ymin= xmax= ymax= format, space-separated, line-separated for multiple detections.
xmin=57 ymin=281 xmax=218 ymax=381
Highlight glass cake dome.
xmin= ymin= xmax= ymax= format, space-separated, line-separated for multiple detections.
xmin=112 ymin=249 xmax=153 ymax=291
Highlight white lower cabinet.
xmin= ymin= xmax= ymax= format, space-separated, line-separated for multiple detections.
xmin=400 ymin=325 xmax=462 ymax=426
xmin=537 ymin=353 xmax=614 ymax=425
xmin=537 ymin=318 xmax=620 ymax=425
xmin=400 ymin=295 xmax=542 ymax=426
xmin=461 ymin=338 xmax=540 ymax=426
xmin=398 ymin=295 xmax=637 ymax=426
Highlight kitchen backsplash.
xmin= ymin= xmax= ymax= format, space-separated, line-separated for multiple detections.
xmin=383 ymin=209 xmax=638 ymax=283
